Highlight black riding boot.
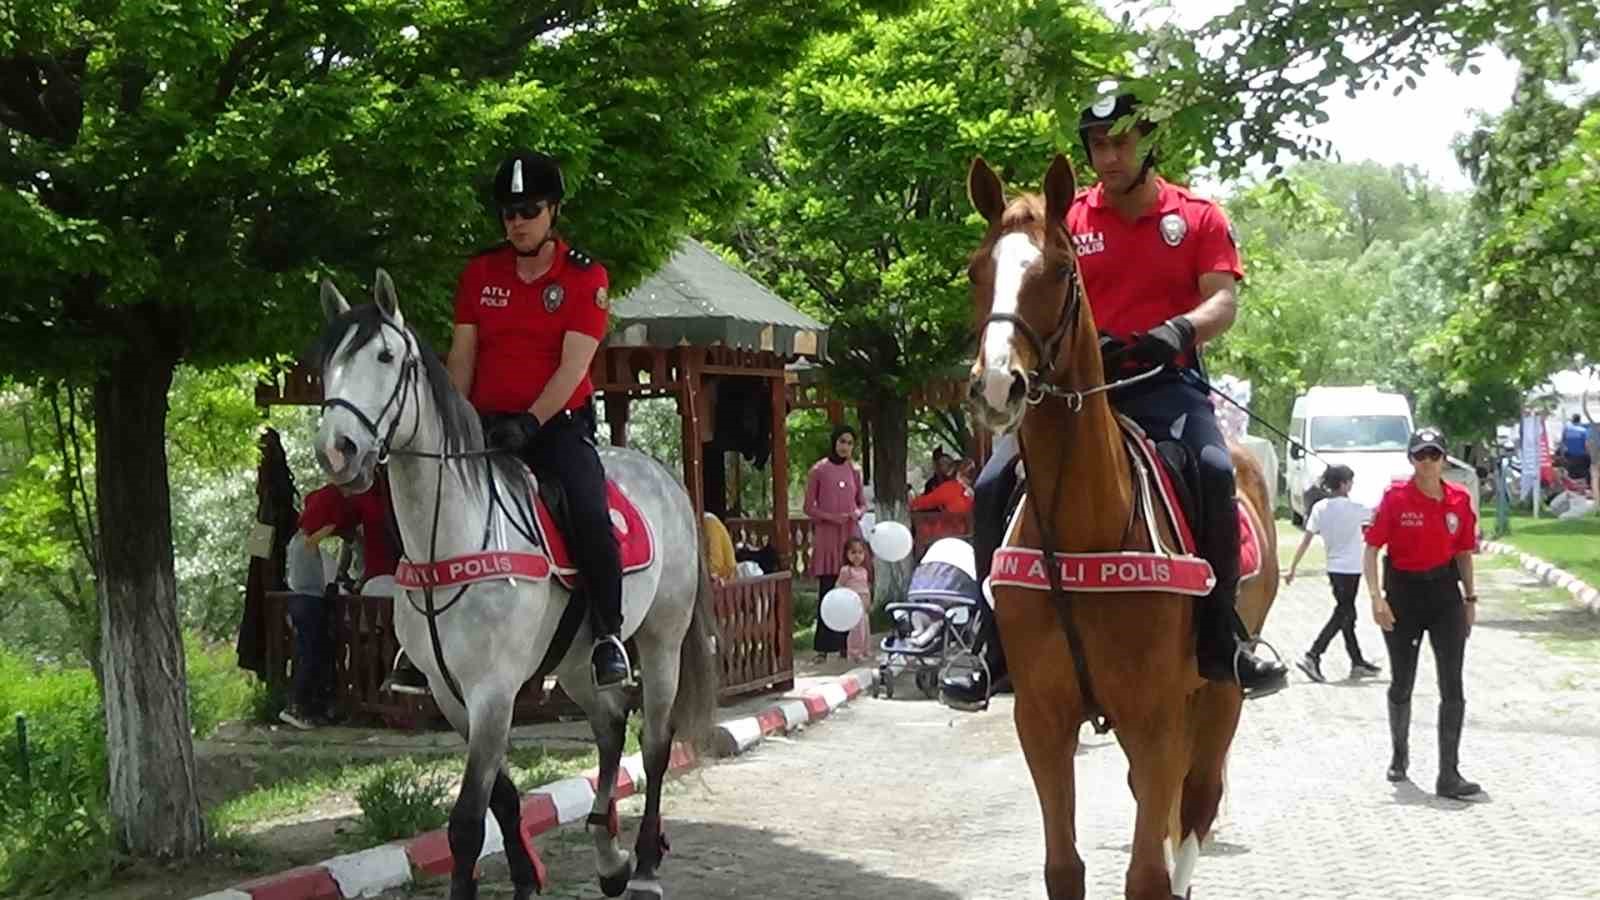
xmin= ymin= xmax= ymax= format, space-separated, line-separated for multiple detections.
xmin=592 ymin=634 xmax=632 ymax=690
xmin=1386 ymin=700 xmax=1410 ymax=782
xmin=1436 ymin=700 xmax=1481 ymax=798
xmin=382 ymin=650 xmax=431 ymax=696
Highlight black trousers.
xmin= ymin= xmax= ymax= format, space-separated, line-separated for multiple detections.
xmin=814 ymin=574 xmax=845 ymax=653
xmin=518 ymin=408 xmax=624 ymax=638
xmin=287 ymin=592 xmax=333 ymax=714
xmin=971 ymin=378 xmax=1239 ymax=676
xmin=1382 ymin=566 xmax=1467 ymax=708
xmin=1310 ymin=572 xmax=1368 ymax=662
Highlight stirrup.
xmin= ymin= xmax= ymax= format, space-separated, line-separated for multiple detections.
xmin=1237 ymin=636 xmax=1287 ymax=699
xmin=381 ymin=649 xmax=431 ymax=696
xmin=592 ymin=634 xmax=634 ymax=690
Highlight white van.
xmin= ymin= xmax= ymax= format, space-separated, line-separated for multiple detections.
xmin=1285 ymin=387 xmax=1415 ymax=525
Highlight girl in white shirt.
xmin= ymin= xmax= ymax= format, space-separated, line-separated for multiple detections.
xmin=1286 ymin=465 xmax=1381 ymax=682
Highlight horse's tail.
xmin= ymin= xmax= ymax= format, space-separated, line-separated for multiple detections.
xmin=671 ymin=544 xmax=719 ymax=749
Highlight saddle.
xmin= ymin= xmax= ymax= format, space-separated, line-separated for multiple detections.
xmin=990 ymin=416 xmax=1261 ymax=595
xmin=527 ymin=469 xmax=656 ymax=591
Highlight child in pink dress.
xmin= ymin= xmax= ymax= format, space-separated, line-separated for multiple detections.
xmin=838 ymin=537 xmax=874 ymax=662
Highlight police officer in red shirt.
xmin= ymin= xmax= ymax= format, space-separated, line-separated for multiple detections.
xmin=443 ymin=149 xmax=628 ymax=690
xmin=1362 ymin=427 xmax=1481 ymax=798
xmin=944 ymin=90 xmax=1289 ymax=710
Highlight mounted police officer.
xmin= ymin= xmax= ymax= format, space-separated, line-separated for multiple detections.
xmin=385 ymin=150 xmax=630 ymax=693
xmin=942 ymin=90 xmax=1289 ymax=710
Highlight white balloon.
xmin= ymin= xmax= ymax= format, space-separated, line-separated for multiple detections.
xmin=819 ymin=587 xmax=865 ymax=632
xmin=868 ymin=520 xmax=914 ymax=562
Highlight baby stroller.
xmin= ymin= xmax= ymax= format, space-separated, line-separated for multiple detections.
xmin=874 ymin=538 xmax=985 ymax=700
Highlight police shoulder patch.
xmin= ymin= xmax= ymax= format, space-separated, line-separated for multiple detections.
xmin=566 ymin=246 xmax=594 ymax=268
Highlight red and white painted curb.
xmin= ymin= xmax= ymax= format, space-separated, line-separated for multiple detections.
xmin=190 ymin=667 xmax=878 ymax=899
xmin=1480 ymin=540 xmax=1600 ymax=615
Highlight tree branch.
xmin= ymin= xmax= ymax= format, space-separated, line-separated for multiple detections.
xmin=48 ymin=383 xmax=100 ymax=574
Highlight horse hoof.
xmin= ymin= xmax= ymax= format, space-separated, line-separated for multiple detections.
xmin=625 ymin=878 xmax=665 ymax=899
xmin=599 ymin=862 xmax=635 ymax=898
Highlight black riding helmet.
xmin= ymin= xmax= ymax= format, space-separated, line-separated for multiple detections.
xmin=1077 ymin=89 xmax=1157 ymax=192
xmin=493 ymin=150 xmax=565 ymax=209
xmin=492 ymin=150 xmax=565 ymax=255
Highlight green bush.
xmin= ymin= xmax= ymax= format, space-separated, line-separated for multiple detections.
xmin=185 ymin=634 xmax=258 ymax=738
xmin=0 ymin=634 xmax=263 ymax=890
xmin=353 ymin=759 xmax=453 ymax=843
xmin=0 ymin=651 xmax=112 ymax=893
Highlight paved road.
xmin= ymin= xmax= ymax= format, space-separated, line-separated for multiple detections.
xmin=386 ymin=538 xmax=1600 ymax=899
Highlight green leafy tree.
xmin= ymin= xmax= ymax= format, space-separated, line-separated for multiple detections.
xmin=1 ymin=0 xmax=905 ymax=858
xmin=718 ymin=0 xmax=1119 ymax=597
xmin=1441 ymin=75 xmax=1600 ymax=389
xmin=1129 ymin=1 xmax=1600 ymax=178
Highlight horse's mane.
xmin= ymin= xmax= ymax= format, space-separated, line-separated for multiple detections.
xmin=315 ymin=304 xmax=524 ymax=495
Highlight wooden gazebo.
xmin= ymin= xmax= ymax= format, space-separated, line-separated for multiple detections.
xmin=243 ymin=238 xmax=827 ymax=726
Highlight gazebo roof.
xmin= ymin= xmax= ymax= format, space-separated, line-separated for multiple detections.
xmin=607 ymin=239 xmax=827 ymax=360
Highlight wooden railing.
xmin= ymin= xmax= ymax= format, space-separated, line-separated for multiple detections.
xmin=712 ymin=572 xmax=794 ymax=700
xmin=263 ymin=592 xmax=578 ymax=729
xmin=264 ymin=572 xmax=798 ymax=726
xmin=728 ymin=512 xmax=973 ymax=573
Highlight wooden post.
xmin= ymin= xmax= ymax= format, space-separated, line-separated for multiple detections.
xmin=770 ymin=373 xmax=792 ymax=572
xmin=678 ymin=348 xmax=706 ymax=519
xmin=604 ymin=395 xmax=630 ymax=448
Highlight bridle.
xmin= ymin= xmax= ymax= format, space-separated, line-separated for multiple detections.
xmin=319 ymin=317 xmax=424 ymax=464
xmin=977 ymin=228 xmax=1163 ymax=413
xmin=317 ymin=312 xmax=540 ymax=708
xmin=972 ymin=223 xmax=1158 ymax=735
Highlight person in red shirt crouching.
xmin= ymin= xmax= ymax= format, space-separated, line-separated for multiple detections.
xmin=1362 ymin=427 xmax=1481 ymax=799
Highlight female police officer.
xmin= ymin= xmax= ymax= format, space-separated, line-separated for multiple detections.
xmin=1362 ymin=427 xmax=1481 ymax=798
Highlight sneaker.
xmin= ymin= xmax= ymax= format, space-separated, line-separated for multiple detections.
xmin=278 ymin=707 xmax=316 ymax=731
xmin=1295 ymin=653 xmax=1327 ymax=684
xmin=1351 ymin=659 xmax=1382 ymax=677
xmin=938 ymin=667 xmax=990 ymax=712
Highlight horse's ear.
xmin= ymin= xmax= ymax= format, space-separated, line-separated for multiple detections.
xmin=320 ymin=278 xmax=350 ymax=322
xmin=1043 ymin=153 xmax=1076 ymax=236
xmin=373 ymin=268 xmax=403 ymax=326
xmin=968 ymin=157 xmax=1006 ymax=224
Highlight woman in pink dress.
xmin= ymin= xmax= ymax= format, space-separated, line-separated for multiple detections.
xmin=804 ymin=424 xmax=865 ymax=661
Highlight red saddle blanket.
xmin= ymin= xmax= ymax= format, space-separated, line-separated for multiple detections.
xmin=533 ymin=480 xmax=656 ymax=590
xmin=990 ymin=418 xmax=1264 ymax=596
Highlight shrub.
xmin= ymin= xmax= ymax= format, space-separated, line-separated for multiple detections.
xmin=0 ymin=651 xmax=112 ymax=893
xmin=353 ymin=759 xmax=453 ymax=842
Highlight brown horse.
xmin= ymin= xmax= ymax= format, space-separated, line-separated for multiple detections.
xmin=965 ymin=154 xmax=1278 ymax=900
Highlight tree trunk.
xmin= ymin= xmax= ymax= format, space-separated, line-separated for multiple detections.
xmin=868 ymin=389 xmax=912 ymax=605
xmin=94 ymin=349 xmax=206 ymax=858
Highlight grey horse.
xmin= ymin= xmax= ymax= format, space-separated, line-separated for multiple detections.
xmin=314 ymin=270 xmax=717 ymax=900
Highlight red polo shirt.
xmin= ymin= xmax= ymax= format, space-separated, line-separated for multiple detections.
xmin=1364 ymin=479 xmax=1477 ymax=572
xmin=1065 ymin=178 xmax=1244 ymax=351
xmin=452 ymin=239 xmax=610 ymax=415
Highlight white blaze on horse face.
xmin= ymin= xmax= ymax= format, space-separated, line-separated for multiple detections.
xmin=981 ymin=232 xmax=1042 ymax=412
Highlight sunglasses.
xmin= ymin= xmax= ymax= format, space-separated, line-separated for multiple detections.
xmin=500 ymin=201 xmax=550 ymax=222
xmin=1411 ymin=448 xmax=1444 ymax=461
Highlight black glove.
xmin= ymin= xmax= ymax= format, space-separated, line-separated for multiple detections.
xmin=484 ymin=412 xmax=541 ymax=453
xmin=1128 ymin=315 xmax=1197 ymax=367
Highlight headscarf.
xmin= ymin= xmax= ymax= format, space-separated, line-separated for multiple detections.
xmin=826 ymin=423 xmax=858 ymax=466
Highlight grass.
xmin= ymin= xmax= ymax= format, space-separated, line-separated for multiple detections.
xmin=1497 ymin=513 xmax=1600 ymax=587
xmin=209 ymin=745 xmax=596 ymax=845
